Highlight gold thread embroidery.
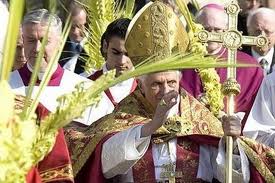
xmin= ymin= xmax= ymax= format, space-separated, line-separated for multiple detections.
xmin=40 ymin=164 xmax=74 ymax=183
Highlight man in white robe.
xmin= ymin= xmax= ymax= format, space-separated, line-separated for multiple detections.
xmin=243 ymin=71 xmax=275 ymax=148
xmin=87 ymin=18 xmax=136 ymax=106
xmin=9 ymin=9 xmax=114 ymax=126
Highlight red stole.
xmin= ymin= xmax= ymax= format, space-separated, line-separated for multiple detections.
xmin=18 ymin=64 xmax=65 ymax=86
xmin=26 ymin=103 xmax=73 ymax=183
xmin=88 ymin=69 xmax=137 ymax=107
xmin=132 ymin=135 xmax=219 ymax=183
xmin=74 ymin=134 xmax=265 ymax=183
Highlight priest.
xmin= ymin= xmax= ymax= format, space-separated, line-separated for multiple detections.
xmin=180 ymin=4 xmax=264 ymax=128
xmin=243 ymin=71 xmax=275 ymax=147
xmin=7 ymin=8 xmax=112 ymax=182
xmin=9 ymin=9 xmax=114 ymax=126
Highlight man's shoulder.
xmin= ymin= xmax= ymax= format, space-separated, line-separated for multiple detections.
xmin=62 ymin=69 xmax=90 ymax=83
xmin=264 ymin=72 xmax=275 ymax=87
xmin=9 ymin=70 xmax=23 ymax=88
xmin=236 ymin=50 xmax=258 ymax=64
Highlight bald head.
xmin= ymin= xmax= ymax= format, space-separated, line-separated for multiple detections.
xmin=196 ymin=4 xmax=228 ymax=55
xmin=196 ymin=4 xmax=228 ymax=32
xmin=247 ymin=8 xmax=275 ymax=55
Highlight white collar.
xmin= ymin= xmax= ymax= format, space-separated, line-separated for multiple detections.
xmin=102 ymin=63 xmax=135 ymax=87
xmin=208 ymin=46 xmax=223 ymax=56
xmin=102 ymin=63 xmax=108 ymax=74
xmin=252 ymin=47 xmax=274 ymax=64
xmin=27 ymin=62 xmax=58 ymax=80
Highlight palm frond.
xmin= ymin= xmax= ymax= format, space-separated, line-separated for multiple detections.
xmin=82 ymin=0 xmax=136 ymax=72
xmin=43 ymin=52 xmax=255 ymax=130
xmin=0 ymin=0 xmax=24 ymax=81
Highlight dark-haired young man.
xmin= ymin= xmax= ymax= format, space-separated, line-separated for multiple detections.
xmin=87 ymin=18 xmax=137 ymax=106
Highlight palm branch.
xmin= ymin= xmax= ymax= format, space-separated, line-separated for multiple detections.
xmin=80 ymin=0 xmax=135 ymax=72
xmin=0 ymin=0 xmax=257 ymax=182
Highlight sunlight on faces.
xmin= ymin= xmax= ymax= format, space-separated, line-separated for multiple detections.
xmin=69 ymin=9 xmax=86 ymax=43
xmin=13 ymin=28 xmax=26 ymax=70
xmin=196 ymin=7 xmax=228 ymax=55
xmin=22 ymin=22 xmax=61 ymax=72
xmin=104 ymin=36 xmax=133 ymax=77
xmin=248 ymin=12 xmax=275 ymax=55
xmin=139 ymin=71 xmax=180 ymax=109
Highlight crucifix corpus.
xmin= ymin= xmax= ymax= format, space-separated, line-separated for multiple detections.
xmin=197 ymin=0 xmax=268 ymax=183
xmin=160 ymin=162 xmax=182 ymax=183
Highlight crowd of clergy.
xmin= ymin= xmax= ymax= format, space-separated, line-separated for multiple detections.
xmin=2 ymin=0 xmax=275 ymax=182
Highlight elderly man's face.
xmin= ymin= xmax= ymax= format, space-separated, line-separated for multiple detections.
xmin=197 ymin=8 xmax=227 ymax=55
xmin=238 ymin=0 xmax=261 ymax=15
xmin=105 ymin=36 xmax=133 ymax=77
xmin=23 ymin=23 xmax=60 ymax=72
xmin=13 ymin=29 xmax=26 ymax=70
xmin=248 ymin=13 xmax=275 ymax=55
xmin=69 ymin=10 xmax=86 ymax=43
xmin=140 ymin=71 xmax=180 ymax=109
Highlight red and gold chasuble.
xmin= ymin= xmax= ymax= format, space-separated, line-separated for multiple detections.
xmin=15 ymin=95 xmax=74 ymax=183
xmin=65 ymin=89 xmax=275 ymax=183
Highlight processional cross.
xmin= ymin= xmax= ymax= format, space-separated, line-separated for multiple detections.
xmin=197 ymin=0 xmax=268 ymax=183
xmin=160 ymin=162 xmax=182 ymax=183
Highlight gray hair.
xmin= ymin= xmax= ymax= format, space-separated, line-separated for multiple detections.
xmin=23 ymin=9 xmax=62 ymax=35
xmin=247 ymin=8 xmax=275 ymax=28
xmin=138 ymin=70 xmax=182 ymax=83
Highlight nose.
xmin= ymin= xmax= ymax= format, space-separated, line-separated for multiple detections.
xmin=260 ymin=30 xmax=267 ymax=37
xmin=252 ymin=0 xmax=257 ymax=6
xmin=161 ymin=82 xmax=171 ymax=95
xmin=117 ymin=54 xmax=128 ymax=66
xmin=34 ymin=40 xmax=42 ymax=53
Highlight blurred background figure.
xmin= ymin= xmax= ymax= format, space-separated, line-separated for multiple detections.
xmin=59 ymin=1 xmax=88 ymax=74
xmin=238 ymin=0 xmax=263 ymax=36
xmin=246 ymin=8 xmax=275 ymax=75
xmin=13 ymin=27 xmax=26 ymax=71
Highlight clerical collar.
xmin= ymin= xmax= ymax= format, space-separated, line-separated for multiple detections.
xmin=208 ymin=46 xmax=225 ymax=56
xmin=102 ymin=63 xmax=135 ymax=87
xmin=18 ymin=62 xmax=64 ymax=86
xmin=252 ymin=47 xmax=274 ymax=67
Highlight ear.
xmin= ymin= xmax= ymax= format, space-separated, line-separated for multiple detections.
xmin=102 ymin=40 xmax=108 ymax=54
xmin=137 ymin=79 xmax=145 ymax=94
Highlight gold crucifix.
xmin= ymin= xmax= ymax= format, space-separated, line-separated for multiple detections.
xmin=160 ymin=162 xmax=182 ymax=183
xmin=197 ymin=1 xmax=268 ymax=183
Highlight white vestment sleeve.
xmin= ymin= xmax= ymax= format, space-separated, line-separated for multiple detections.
xmin=101 ymin=125 xmax=151 ymax=179
xmin=243 ymin=74 xmax=275 ymax=148
xmin=216 ymin=138 xmax=250 ymax=183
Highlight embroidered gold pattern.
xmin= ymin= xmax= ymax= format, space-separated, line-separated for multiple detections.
xmin=239 ymin=137 xmax=275 ymax=183
xmin=65 ymin=89 xmax=223 ymax=176
xmin=40 ymin=164 xmax=74 ymax=183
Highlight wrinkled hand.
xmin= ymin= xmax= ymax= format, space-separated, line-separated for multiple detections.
xmin=141 ymin=91 xmax=178 ymax=137
xmin=221 ymin=115 xmax=241 ymax=137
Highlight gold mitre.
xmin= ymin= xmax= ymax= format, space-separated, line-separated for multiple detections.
xmin=125 ymin=0 xmax=189 ymax=65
